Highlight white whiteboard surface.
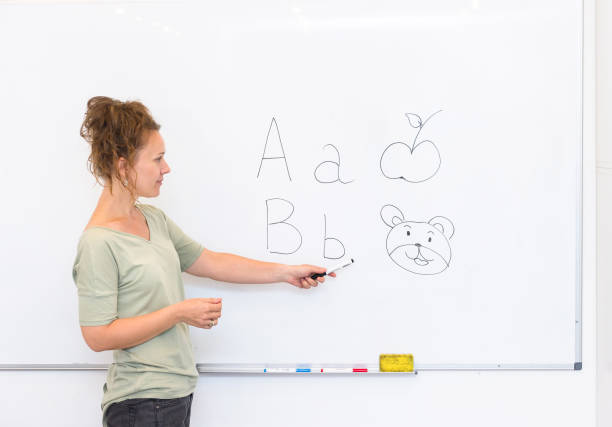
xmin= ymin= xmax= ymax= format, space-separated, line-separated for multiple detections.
xmin=0 ymin=0 xmax=582 ymax=368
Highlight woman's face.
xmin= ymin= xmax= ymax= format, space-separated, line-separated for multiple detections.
xmin=128 ymin=130 xmax=171 ymax=198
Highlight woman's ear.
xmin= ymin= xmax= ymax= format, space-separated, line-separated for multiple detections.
xmin=380 ymin=204 xmax=405 ymax=228
xmin=116 ymin=157 xmax=127 ymax=180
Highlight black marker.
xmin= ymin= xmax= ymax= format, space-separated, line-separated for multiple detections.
xmin=311 ymin=258 xmax=355 ymax=280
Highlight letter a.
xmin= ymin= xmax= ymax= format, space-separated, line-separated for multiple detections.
xmin=257 ymin=117 xmax=292 ymax=181
xmin=314 ymin=144 xmax=353 ymax=184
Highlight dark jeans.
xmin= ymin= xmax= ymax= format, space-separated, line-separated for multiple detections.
xmin=103 ymin=393 xmax=193 ymax=427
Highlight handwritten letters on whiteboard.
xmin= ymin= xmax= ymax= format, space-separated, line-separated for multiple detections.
xmin=257 ymin=113 xmax=454 ymax=275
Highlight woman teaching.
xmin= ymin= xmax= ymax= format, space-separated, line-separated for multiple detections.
xmin=72 ymin=96 xmax=334 ymax=427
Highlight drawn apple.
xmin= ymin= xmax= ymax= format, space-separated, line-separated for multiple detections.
xmin=380 ymin=111 xmax=443 ymax=183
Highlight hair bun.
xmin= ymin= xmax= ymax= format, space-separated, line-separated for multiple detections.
xmin=80 ymin=96 xmax=160 ymax=197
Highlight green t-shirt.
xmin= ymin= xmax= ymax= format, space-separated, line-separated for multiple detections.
xmin=72 ymin=203 xmax=205 ymax=418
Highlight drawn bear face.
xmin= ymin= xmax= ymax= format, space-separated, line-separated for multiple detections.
xmin=380 ymin=204 xmax=455 ymax=275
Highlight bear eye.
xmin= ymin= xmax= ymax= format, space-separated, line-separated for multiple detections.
xmin=428 ymin=237 xmax=432 ymax=242
xmin=407 ymin=231 xmax=411 ymax=236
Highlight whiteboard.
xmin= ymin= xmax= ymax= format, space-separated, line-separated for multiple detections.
xmin=0 ymin=0 xmax=582 ymax=369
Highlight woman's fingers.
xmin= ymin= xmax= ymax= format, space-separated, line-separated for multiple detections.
xmin=181 ymin=298 xmax=222 ymax=329
xmin=207 ymin=307 xmax=222 ymax=318
xmin=289 ymin=264 xmax=340 ymax=289
xmin=202 ymin=317 xmax=219 ymax=329
xmin=300 ymin=277 xmax=318 ymax=289
xmin=315 ymin=272 xmax=336 ymax=283
xmin=297 ymin=271 xmax=334 ymax=288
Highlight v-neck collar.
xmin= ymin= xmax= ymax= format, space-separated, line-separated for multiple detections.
xmin=84 ymin=204 xmax=152 ymax=243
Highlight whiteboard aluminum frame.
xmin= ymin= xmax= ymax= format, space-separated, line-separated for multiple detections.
xmin=0 ymin=362 xmax=578 ymax=372
xmin=0 ymin=0 xmax=585 ymax=373
xmin=574 ymin=0 xmax=585 ymax=371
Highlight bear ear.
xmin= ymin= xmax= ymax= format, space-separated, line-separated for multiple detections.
xmin=429 ymin=216 xmax=455 ymax=239
xmin=380 ymin=204 xmax=405 ymax=228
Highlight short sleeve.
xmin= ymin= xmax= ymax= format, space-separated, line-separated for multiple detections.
xmin=159 ymin=209 xmax=205 ymax=272
xmin=72 ymin=235 xmax=119 ymax=326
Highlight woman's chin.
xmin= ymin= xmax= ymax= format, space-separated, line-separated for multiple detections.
xmin=140 ymin=189 xmax=160 ymax=198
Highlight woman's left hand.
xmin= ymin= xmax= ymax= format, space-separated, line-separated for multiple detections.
xmin=284 ymin=264 xmax=336 ymax=289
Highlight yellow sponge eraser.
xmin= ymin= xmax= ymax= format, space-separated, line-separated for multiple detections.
xmin=379 ymin=354 xmax=414 ymax=372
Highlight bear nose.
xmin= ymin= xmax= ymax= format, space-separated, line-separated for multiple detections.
xmin=415 ymin=243 xmax=421 ymax=247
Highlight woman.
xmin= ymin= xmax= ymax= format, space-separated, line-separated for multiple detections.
xmin=72 ymin=96 xmax=333 ymax=427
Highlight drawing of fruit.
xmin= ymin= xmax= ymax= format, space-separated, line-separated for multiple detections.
xmin=380 ymin=111 xmax=442 ymax=183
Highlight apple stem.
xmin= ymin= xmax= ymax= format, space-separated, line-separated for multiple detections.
xmin=411 ymin=109 xmax=443 ymax=151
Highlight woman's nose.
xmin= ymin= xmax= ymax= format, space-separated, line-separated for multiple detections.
xmin=162 ymin=159 xmax=171 ymax=174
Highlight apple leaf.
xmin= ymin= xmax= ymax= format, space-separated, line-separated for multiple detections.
xmin=405 ymin=113 xmax=422 ymax=128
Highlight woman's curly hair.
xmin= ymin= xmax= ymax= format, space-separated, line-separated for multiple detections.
xmin=79 ymin=96 xmax=160 ymax=199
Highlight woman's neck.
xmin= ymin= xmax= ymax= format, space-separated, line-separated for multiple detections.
xmin=92 ymin=183 xmax=138 ymax=224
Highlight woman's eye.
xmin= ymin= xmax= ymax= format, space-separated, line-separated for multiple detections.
xmin=407 ymin=231 xmax=411 ymax=236
xmin=428 ymin=237 xmax=432 ymax=242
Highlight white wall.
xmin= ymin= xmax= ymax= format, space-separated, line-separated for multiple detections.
xmin=0 ymin=369 xmax=598 ymax=426
xmin=597 ymin=0 xmax=612 ymax=425
xmin=0 ymin=1 xmax=599 ymax=426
